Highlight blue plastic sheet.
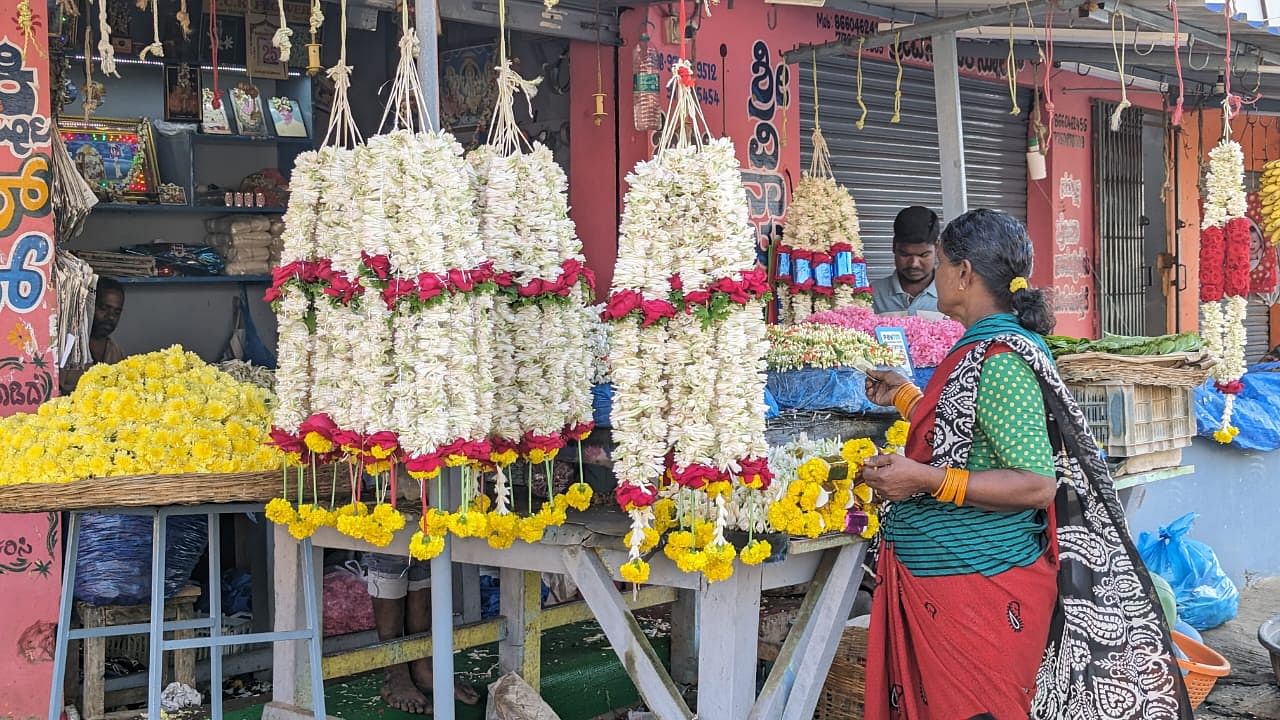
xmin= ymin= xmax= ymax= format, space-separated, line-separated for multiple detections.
xmin=1194 ymin=362 xmax=1280 ymax=451
xmin=766 ymin=368 xmax=896 ymax=415
xmin=591 ymin=383 xmax=781 ymax=429
xmin=1137 ymin=512 xmax=1240 ymax=631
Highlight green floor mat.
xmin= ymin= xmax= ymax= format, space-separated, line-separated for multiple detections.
xmin=223 ymin=616 xmax=671 ymax=720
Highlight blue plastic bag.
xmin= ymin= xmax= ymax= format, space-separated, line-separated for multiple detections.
xmin=766 ymin=368 xmax=895 ymax=415
xmin=75 ymin=513 xmax=209 ymax=606
xmin=1137 ymin=512 xmax=1239 ymax=631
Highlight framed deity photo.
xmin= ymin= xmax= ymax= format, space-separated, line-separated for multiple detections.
xmin=228 ymin=85 xmax=270 ymax=138
xmin=201 ymin=88 xmax=233 ymax=134
xmin=57 ymin=118 xmax=160 ymax=201
xmin=163 ymin=64 xmax=202 ymax=122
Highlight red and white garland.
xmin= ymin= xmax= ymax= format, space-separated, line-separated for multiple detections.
xmin=605 ymin=60 xmax=772 ymax=584
xmin=1200 ymin=137 xmax=1249 ymax=444
xmin=776 ymin=175 xmax=870 ymax=323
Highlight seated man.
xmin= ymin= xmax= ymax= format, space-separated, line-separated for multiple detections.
xmin=870 ymin=206 xmax=941 ymax=316
xmin=59 ymin=277 xmax=127 ymax=394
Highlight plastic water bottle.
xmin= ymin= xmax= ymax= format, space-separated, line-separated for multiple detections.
xmin=633 ymin=32 xmax=661 ymax=133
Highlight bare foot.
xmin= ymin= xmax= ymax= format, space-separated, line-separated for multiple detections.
xmin=411 ymin=658 xmax=481 ymax=705
xmin=382 ymin=664 xmax=432 ymax=714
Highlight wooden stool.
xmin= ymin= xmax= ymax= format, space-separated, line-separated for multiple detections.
xmin=76 ymin=585 xmax=202 ymax=720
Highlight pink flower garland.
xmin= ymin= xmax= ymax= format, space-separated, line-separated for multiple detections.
xmin=804 ymin=305 xmax=964 ymax=368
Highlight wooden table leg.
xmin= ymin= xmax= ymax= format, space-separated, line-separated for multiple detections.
xmin=173 ymin=601 xmax=196 ymax=689
xmin=263 ymin=523 xmax=332 ymax=720
xmin=696 ymin=563 xmax=764 ymax=720
xmin=669 ymin=589 xmax=697 ymax=686
xmin=80 ymin=606 xmax=105 ymax=720
xmin=498 ymin=569 xmax=543 ymax=689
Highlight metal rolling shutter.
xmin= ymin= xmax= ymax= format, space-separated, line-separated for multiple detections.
xmin=799 ymin=58 xmax=1031 ymax=277
xmin=1246 ymin=297 xmax=1272 ymax=362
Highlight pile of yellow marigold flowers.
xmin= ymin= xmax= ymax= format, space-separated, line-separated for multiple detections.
xmin=0 ymin=346 xmax=278 ymax=485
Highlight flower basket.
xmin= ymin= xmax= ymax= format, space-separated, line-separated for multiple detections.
xmin=1055 ymin=351 xmax=1216 ymax=388
xmin=0 ymin=470 xmax=302 ymax=513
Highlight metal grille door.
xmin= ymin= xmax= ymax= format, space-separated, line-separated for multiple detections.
xmin=799 ymin=58 xmax=1031 ymax=278
xmin=1093 ymin=101 xmax=1148 ymax=336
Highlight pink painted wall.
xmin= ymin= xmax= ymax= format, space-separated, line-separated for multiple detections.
xmin=0 ymin=5 xmax=64 ymax=718
xmin=568 ymin=0 xmax=1192 ymax=341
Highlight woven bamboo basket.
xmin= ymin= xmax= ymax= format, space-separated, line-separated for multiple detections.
xmin=813 ymin=624 xmax=868 ymax=720
xmin=0 ymin=470 xmax=293 ymax=513
xmin=1055 ymin=351 xmax=1215 ymax=387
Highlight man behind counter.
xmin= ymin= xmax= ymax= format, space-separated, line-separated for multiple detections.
xmin=870 ymin=206 xmax=941 ymax=316
xmin=59 ymin=277 xmax=126 ymax=394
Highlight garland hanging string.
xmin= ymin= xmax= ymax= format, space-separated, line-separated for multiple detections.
xmin=855 ymin=36 xmax=867 ymax=130
xmin=209 ymin=0 xmax=221 ymax=107
xmin=890 ymin=32 xmax=903 ymax=124
xmin=809 ymin=50 xmax=833 ymax=179
xmin=379 ymin=0 xmax=431 ymax=133
xmin=322 ymin=0 xmax=363 ymax=148
xmin=1222 ymin=0 xmax=1240 ymax=122
xmin=1040 ymin=0 xmax=1055 ymax=150
xmin=96 ymin=0 xmax=118 ymax=77
xmin=17 ymin=0 xmax=44 ymax=57
xmin=139 ymin=0 xmax=163 ymax=61
xmin=486 ymin=0 xmax=541 ymax=156
xmin=1007 ymin=13 xmax=1021 ymax=115
xmin=274 ymin=0 xmax=294 ymax=63
xmin=1109 ymin=11 xmax=1131 ymax=131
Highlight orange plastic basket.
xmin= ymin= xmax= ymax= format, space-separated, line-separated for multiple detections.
xmin=1173 ymin=631 xmax=1231 ymax=709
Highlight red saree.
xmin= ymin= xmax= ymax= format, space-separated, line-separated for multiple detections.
xmin=863 ymin=344 xmax=1059 ymax=720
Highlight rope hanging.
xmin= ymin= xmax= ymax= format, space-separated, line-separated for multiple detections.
xmin=890 ymin=32 xmax=903 ymax=124
xmin=485 ymin=0 xmax=542 ymax=155
xmin=273 ymin=0 xmax=294 ymax=64
xmin=176 ymin=0 xmax=191 ymax=38
xmin=1041 ymin=0 xmax=1055 ymax=150
xmin=1222 ymin=0 xmax=1240 ymax=126
xmin=809 ymin=50 xmax=834 ymax=179
xmin=209 ymin=0 xmax=221 ymax=107
xmin=1109 ymin=11 xmax=1131 ymax=132
xmin=1171 ymin=0 xmax=1185 ymax=126
xmin=17 ymin=0 xmax=44 ymax=57
xmin=655 ymin=0 xmax=709 ymax=151
xmin=379 ymin=0 xmax=432 ymax=133
xmin=1007 ymin=15 xmax=1021 ymax=115
xmin=139 ymin=0 xmax=164 ymax=61
xmin=322 ymin=0 xmax=363 ymax=148
xmin=96 ymin=0 xmax=118 ymax=77
xmin=855 ymin=37 xmax=867 ymax=130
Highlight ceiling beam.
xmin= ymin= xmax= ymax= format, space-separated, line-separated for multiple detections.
xmin=1108 ymin=0 xmax=1280 ymax=69
xmin=782 ymin=0 xmax=1051 ymax=63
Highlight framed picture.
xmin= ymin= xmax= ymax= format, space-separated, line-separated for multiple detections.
xmin=57 ymin=118 xmax=160 ymax=202
xmin=200 ymin=13 xmax=246 ymax=65
xmin=201 ymin=88 xmax=233 ymax=134
xmin=440 ymin=44 xmax=498 ymax=132
xmin=247 ymin=18 xmax=289 ymax=80
xmin=158 ymin=183 xmax=187 ymax=205
xmin=163 ymin=64 xmax=202 ymax=122
xmin=229 ymin=85 xmax=270 ymax=137
xmin=268 ymin=96 xmax=308 ymax=138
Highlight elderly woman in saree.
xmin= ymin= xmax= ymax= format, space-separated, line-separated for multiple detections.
xmin=860 ymin=209 xmax=1191 ymax=720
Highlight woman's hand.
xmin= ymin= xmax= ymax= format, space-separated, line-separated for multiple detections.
xmin=864 ymin=368 xmax=912 ymax=407
xmin=860 ymin=453 xmax=942 ymax=502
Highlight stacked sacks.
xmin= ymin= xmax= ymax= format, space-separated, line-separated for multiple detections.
xmin=205 ymin=216 xmax=284 ymax=276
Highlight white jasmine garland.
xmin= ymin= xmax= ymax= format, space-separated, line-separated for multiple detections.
xmin=348 ymin=297 xmax=395 ymax=436
xmin=786 ymin=175 xmax=863 ymax=254
xmin=561 ymin=298 xmax=596 ymax=429
xmin=1217 ymin=295 xmax=1248 ymax=384
xmin=389 ymin=304 xmax=452 ymax=459
xmin=608 ymin=320 xmax=670 ymax=489
xmin=667 ymin=311 xmax=719 ymax=471
xmin=712 ymin=301 xmax=769 ymax=473
xmin=314 ymin=147 xmax=358 ymax=271
xmin=309 ymin=300 xmax=358 ymax=430
xmin=272 ymin=291 xmax=314 ymax=433
xmin=280 ymin=151 xmax=323 ymax=263
xmin=1203 ymin=140 xmax=1247 ymax=229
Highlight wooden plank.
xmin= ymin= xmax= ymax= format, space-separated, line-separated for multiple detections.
xmin=455 ymin=564 xmax=483 ymax=625
xmin=561 ymin=547 xmax=693 ymax=720
xmin=1113 ymin=464 xmax=1194 ymax=490
xmin=321 ymin=620 xmax=503 ymax=680
xmin=669 ymin=589 xmax=697 ymax=686
xmin=498 ymin=569 xmax=543 ymax=689
xmin=782 ymin=543 xmax=867 ymax=720
xmin=540 ymin=585 xmax=675 ymax=629
xmin=696 ymin=563 xmax=764 ymax=720
xmin=749 ymin=543 xmax=867 ymax=720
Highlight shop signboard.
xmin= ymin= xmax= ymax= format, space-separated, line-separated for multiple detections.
xmin=0 ymin=4 xmax=63 ymax=717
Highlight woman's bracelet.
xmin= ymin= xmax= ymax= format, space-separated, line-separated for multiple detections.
xmin=892 ymin=383 xmax=923 ymax=419
xmin=933 ymin=467 xmax=970 ymax=506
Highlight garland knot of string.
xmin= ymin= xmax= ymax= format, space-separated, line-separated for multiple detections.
xmin=809 ymin=51 xmax=834 ymax=179
xmin=485 ymin=0 xmax=544 ymax=155
xmin=379 ymin=0 xmax=431 ymax=133
xmin=323 ymin=0 xmax=363 ymax=148
xmin=137 ymin=0 xmax=164 ymax=61
xmin=659 ymin=58 xmax=710 ymax=151
xmin=1109 ymin=11 xmax=1131 ymax=132
xmin=855 ymin=37 xmax=867 ymax=130
xmin=95 ymin=0 xmax=120 ymax=78
xmin=273 ymin=0 xmax=295 ymax=64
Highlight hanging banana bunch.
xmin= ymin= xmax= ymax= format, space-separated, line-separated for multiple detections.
xmin=1261 ymin=159 xmax=1280 ymax=245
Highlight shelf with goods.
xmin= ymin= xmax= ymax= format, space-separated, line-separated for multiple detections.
xmin=114 ymin=275 xmax=271 ymax=285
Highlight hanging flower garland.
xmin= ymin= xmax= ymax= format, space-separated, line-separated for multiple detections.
xmin=605 ymin=53 xmax=772 ymax=584
xmin=775 ymin=52 xmax=870 ymax=325
xmin=1199 ymin=137 xmax=1248 ymax=444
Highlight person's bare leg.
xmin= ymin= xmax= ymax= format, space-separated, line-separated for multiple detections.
xmin=406 ymin=588 xmax=480 ymax=705
xmin=374 ymin=596 xmax=432 ymax=714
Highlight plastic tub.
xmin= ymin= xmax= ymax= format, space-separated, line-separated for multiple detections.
xmin=1259 ymin=614 xmax=1280 ymax=689
xmin=1172 ymin=630 xmax=1231 ymax=709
